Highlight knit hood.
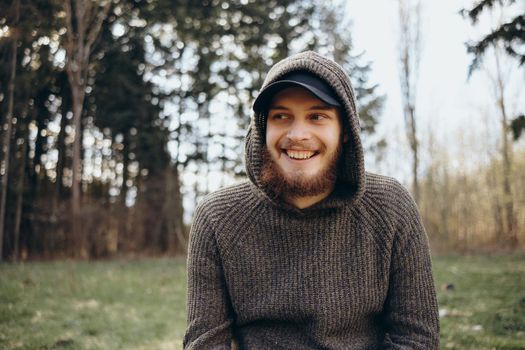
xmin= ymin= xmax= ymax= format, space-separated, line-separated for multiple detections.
xmin=245 ymin=51 xmax=365 ymax=208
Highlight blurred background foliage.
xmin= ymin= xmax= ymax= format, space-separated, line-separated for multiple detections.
xmin=0 ymin=0 xmax=523 ymax=261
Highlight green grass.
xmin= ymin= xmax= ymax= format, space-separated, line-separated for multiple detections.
xmin=0 ymin=254 xmax=524 ymax=349
xmin=434 ymin=254 xmax=525 ymax=350
xmin=0 ymin=258 xmax=187 ymax=350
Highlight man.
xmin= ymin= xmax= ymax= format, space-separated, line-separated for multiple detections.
xmin=184 ymin=51 xmax=439 ymax=349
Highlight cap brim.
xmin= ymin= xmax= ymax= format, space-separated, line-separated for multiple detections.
xmin=253 ymin=80 xmax=341 ymax=113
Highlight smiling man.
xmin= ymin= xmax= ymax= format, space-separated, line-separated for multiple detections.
xmin=184 ymin=51 xmax=439 ymax=349
xmin=261 ymin=83 xmax=343 ymax=209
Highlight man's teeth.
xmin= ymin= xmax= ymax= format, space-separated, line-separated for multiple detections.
xmin=286 ymin=150 xmax=315 ymax=159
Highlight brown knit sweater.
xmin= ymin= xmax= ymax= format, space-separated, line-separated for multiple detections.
xmin=184 ymin=52 xmax=439 ymax=349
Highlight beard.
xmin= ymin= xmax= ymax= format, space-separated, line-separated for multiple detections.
xmin=260 ymin=142 xmax=342 ymax=200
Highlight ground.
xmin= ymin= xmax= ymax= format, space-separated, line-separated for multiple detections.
xmin=0 ymin=254 xmax=523 ymax=349
xmin=434 ymin=254 xmax=525 ymax=349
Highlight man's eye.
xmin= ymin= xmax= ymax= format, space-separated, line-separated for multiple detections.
xmin=310 ymin=114 xmax=325 ymax=121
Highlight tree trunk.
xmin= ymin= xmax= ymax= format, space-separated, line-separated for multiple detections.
xmin=408 ymin=104 xmax=419 ymax=203
xmin=117 ymin=132 xmax=129 ymax=251
xmin=69 ymin=80 xmax=85 ymax=256
xmin=63 ymin=0 xmax=111 ymax=257
xmin=0 ymin=0 xmax=19 ymax=261
xmin=200 ymin=99 xmax=211 ymax=193
xmin=397 ymin=0 xmax=422 ymax=205
xmin=12 ymin=122 xmax=28 ymax=262
xmin=120 ymin=132 xmax=130 ymax=207
xmin=439 ymin=167 xmax=451 ymax=248
xmin=497 ymin=89 xmax=516 ymax=247
xmin=494 ymin=48 xmax=517 ymax=247
xmin=164 ymin=166 xmax=186 ymax=253
xmin=53 ymin=94 xmax=69 ymax=217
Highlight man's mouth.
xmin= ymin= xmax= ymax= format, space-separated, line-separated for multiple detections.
xmin=284 ymin=149 xmax=317 ymax=160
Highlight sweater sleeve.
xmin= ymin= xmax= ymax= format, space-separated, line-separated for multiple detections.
xmin=183 ymin=204 xmax=234 ymax=350
xmin=381 ymin=187 xmax=440 ymax=349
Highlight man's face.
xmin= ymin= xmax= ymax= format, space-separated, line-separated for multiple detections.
xmin=261 ymin=86 xmax=344 ymax=198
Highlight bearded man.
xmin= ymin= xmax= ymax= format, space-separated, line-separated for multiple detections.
xmin=184 ymin=51 xmax=439 ymax=349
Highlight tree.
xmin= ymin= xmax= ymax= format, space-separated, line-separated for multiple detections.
xmin=62 ymin=0 xmax=111 ymax=255
xmin=397 ymin=0 xmax=422 ymax=204
xmin=484 ymin=46 xmax=518 ymax=246
xmin=510 ymin=114 xmax=525 ymax=139
xmin=462 ymin=0 xmax=525 ymax=70
xmin=0 ymin=0 xmax=63 ymax=261
xmin=462 ymin=0 xmax=521 ymax=247
xmin=462 ymin=0 xmax=525 ymax=139
xmin=0 ymin=0 xmax=19 ymax=261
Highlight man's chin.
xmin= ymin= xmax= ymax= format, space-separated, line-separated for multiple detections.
xmin=281 ymin=173 xmax=321 ymax=189
xmin=280 ymin=168 xmax=317 ymax=181
xmin=260 ymin=150 xmax=337 ymax=199
xmin=285 ymin=178 xmax=331 ymax=198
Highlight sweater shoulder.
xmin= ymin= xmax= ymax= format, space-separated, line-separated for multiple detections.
xmin=358 ymin=173 xmax=426 ymax=256
xmin=193 ymin=180 xmax=260 ymax=226
xmin=364 ymin=172 xmax=415 ymax=206
xmin=361 ymin=172 xmax=421 ymax=227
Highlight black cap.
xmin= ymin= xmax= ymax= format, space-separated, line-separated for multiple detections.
xmin=252 ymin=71 xmax=342 ymax=113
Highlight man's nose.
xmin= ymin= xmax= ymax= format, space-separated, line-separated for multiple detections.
xmin=287 ymin=120 xmax=310 ymax=141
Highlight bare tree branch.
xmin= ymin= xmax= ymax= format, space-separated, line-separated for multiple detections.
xmin=85 ymin=0 xmax=112 ymax=62
xmin=397 ymin=0 xmax=422 ymax=204
xmin=63 ymin=0 xmax=74 ymax=61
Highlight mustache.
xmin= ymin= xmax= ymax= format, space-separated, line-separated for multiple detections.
xmin=278 ymin=138 xmax=320 ymax=151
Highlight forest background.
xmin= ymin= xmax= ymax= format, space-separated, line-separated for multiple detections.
xmin=0 ymin=0 xmax=524 ymax=262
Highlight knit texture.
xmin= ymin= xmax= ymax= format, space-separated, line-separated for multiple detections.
xmin=184 ymin=51 xmax=439 ymax=349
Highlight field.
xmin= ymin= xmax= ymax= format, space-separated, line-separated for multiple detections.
xmin=434 ymin=254 xmax=525 ymax=349
xmin=0 ymin=254 xmax=524 ymax=350
xmin=0 ymin=258 xmax=187 ymax=349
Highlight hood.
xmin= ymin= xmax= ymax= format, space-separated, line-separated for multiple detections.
xmin=244 ymin=51 xmax=365 ymax=208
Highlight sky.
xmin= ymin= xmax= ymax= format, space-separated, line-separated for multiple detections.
xmin=345 ymin=0 xmax=525 ymax=178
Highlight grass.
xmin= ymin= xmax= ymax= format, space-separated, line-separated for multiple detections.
xmin=0 ymin=258 xmax=187 ymax=350
xmin=434 ymin=254 xmax=525 ymax=350
xmin=0 ymin=254 xmax=524 ymax=349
